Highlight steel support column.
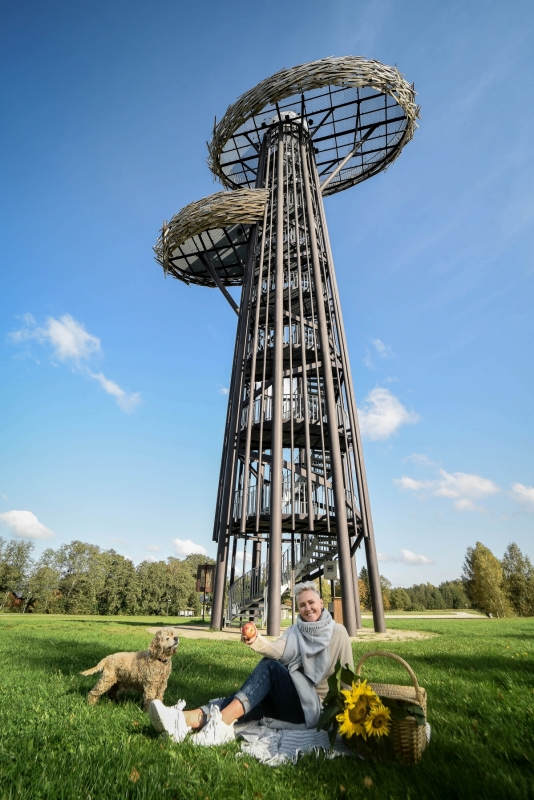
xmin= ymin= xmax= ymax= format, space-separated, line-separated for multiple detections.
xmin=210 ymin=224 xmax=257 ymax=630
xmin=300 ymin=139 xmax=358 ymax=637
xmin=266 ymin=125 xmax=285 ymax=637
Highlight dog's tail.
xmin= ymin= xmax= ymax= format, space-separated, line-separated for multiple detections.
xmin=80 ymin=659 xmax=106 ymax=676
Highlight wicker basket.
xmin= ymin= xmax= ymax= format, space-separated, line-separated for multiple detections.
xmin=356 ymin=651 xmax=428 ymax=764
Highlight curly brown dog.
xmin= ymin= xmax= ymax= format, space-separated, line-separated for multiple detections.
xmin=81 ymin=628 xmax=179 ymax=710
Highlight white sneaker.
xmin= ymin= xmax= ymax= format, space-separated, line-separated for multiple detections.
xmin=148 ymin=699 xmax=191 ymax=743
xmin=191 ymin=704 xmax=235 ymax=746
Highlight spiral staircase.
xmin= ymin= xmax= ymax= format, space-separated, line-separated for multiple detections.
xmin=226 ymin=534 xmax=339 ymax=624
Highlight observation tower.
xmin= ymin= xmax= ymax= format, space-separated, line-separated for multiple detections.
xmin=154 ymin=56 xmax=419 ymax=636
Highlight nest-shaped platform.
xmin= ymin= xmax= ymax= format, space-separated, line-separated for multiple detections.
xmin=209 ymin=55 xmax=419 ymax=195
xmin=153 ymin=188 xmax=268 ymax=287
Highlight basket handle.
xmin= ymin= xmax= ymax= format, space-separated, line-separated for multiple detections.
xmin=355 ymin=650 xmax=423 ymax=706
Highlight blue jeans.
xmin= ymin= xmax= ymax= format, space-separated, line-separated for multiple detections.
xmin=201 ymin=658 xmax=305 ymax=724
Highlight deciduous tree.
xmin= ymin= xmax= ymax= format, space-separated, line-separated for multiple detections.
xmin=502 ymin=542 xmax=534 ymax=617
xmin=463 ymin=542 xmax=511 ymax=617
xmin=389 ymin=587 xmax=411 ymax=610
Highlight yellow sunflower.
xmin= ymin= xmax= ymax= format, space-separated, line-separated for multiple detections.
xmin=363 ymin=703 xmax=392 ymax=738
xmin=340 ymin=679 xmax=380 ymax=708
xmin=336 ymin=681 xmax=380 ymax=739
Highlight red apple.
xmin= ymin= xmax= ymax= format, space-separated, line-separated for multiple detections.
xmin=242 ymin=622 xmax=257 ymax=641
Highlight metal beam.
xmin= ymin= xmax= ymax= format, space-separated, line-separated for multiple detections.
xmin=320 ymin=123 xmax=379 ymax=193
xmin=198 ymin=252 xmax=239 ymax=315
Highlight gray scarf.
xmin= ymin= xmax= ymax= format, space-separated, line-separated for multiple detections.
xmin=283 ymin=608 xmax=335 ymax=686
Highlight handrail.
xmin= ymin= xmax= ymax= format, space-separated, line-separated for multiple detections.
xmin=240 ymin=392 xmax=349 ymax=430
xmin=226 ymin=534 xmax=340 ymax=623
xmin=226 ymin=544 xmax=291 ymax=624
xmin=233 ymin=479 xmax=354 ymax=520
xmin=246 ymin=322 xmax=316 ymax=357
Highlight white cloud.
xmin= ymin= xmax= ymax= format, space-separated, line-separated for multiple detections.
xmin=89 ymin=371 xmax=141 ymax=413
xmin=358 ymin=387 xmax=419 ymax=440
xmin=9 ymin=314 xmax=141 ymax=413
xmin=371 ymin=339 xmax=393 ymax=359
xmin=394 ymin=476 xmax=431 ymax=492
xmin=44 ymin=315 xmax=101 ymax=361
xmin=110 ymin=537 xmax=128 ymax=545
xmin=454 ymin=498 xmax=486 ymax=513
xmin=377 ymin=552 xmax=394 ymax=562
xmin=395 ymin=468 xmax=500 ymax=513
xmin=400 ymin=549 xmax=433 ymax=565
xmin=363 ymin=349 xmax=375 ymax=370
xmin=173 ymin=538 xmax=207 ymax=558
xmin=364 ymin=339 xmax=393 ymax=370
xmin=0 ymin=510 xmax=54 ymax=540
xmin=218 ymin=386 xmax=229 ymax=395
xmin=146 ymin=545 xmax=161 ymax=552
xmin=378 ymin=549 xmax=433 ymax=565
xmin=235 ymin=551 xmax=253 ymax=576
xmin=510 ymin=483 xmax=534 ymax=508
xmin=11 ymin=313 xmax=100 ymax=362
xmin=432 ymin=470 xmax=499 ymax=499
xmin=404 ymin=453 xmax=436 ymax=466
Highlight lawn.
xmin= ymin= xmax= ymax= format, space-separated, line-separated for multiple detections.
xmin=0 ymin=615 xmax=532 ymax=800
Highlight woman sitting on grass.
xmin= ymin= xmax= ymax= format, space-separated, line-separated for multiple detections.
xmin=148 ymin=581 xmax=354 ymax=746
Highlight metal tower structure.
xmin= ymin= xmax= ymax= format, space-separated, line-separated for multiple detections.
xmin=154 ymin=56 xmax=419 ymax=637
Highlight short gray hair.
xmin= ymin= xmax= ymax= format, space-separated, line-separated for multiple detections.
xmin=294 ymin=581 xmax=321 ymax=601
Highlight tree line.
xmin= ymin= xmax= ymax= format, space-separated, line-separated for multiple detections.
xmin=1 ymin=536 xmax=532 ymax=618
xmin=358 ymin=541 xmax=534 ymax=617
xmin=0 ymin=537 xmax=214 ymax=616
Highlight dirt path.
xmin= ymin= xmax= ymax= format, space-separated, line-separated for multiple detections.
xmin=147 ymin=625 xmax=437 ymax=642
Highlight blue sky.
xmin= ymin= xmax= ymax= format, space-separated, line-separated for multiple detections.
xmin=1 ymin=0 xmax=533 ymax=586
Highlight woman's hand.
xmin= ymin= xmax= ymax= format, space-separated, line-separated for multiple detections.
xmin=241 ymin=622 xmax=257 ymax=644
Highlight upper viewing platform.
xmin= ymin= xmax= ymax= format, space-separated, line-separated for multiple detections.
xmin=208 ymin=55 xmax=419 ymax=195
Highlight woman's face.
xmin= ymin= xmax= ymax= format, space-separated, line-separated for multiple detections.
xmin=297 ymin=590 xmax=324 ymax=622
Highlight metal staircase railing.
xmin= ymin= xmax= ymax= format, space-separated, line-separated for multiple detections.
xmin=226 ymin=537 xmax=338 ymax=624
xmin=233 ymin=479 xmax=354 ymax=521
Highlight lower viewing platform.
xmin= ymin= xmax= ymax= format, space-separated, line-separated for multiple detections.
xmin=231 ymin=480 xmax=359 ymax=534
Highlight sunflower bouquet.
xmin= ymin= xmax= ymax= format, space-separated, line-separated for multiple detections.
xmin=318 ymin=659 xmax=426 ymax=760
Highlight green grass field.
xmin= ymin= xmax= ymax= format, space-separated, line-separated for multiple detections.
xmin=0 ymin=615 xmax=532 ymax=800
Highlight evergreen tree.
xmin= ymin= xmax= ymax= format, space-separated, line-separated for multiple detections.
xmin=463 ymin=542 xmax=511 ymax=617
xmin=380 ymin=574 xmax=391 ymax=610
xmin=439 ymin=579 xmax=469 ymax=609
xmin=427 ymin=585 xmax=446 ymax=610
xmin=357 ymin=578 xmax=367 ymax=611
xmin=359 ymin=567 xmax=370 ymax=596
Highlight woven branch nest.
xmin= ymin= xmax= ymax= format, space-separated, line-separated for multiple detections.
xmin=208 ymin=55 xmax=420 ymax=192
xmin=153 ymin=188 xmax=269 ymax=276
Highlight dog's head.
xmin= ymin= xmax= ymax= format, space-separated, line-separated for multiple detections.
xmin=149 ymin=628 xmax=179 ymax=660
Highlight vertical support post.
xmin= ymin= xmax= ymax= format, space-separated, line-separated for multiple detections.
xmin=252 ymin=539 xmax=262 ymax=571
xmin=300 ymin=140 xmax=358 ymax=637
xmin=314 ymin=189 xmax=385 ymax=633
xmin=267 ymin=124 xmax=285 ymax=636
xmin=211 ymin=514 xmax=230 ymax=629
xmin=351 ymin=549 xmax=362 ymax=629
xmin=365 ymin=537 xmax=385 ymax=632
xmin=210 ymin=231 xmax=256 ymax=629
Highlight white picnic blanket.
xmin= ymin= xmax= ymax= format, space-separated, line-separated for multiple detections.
xmin=234 ymin=718 xmax=359 ymax=767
